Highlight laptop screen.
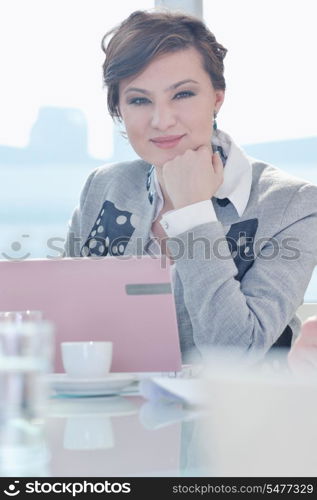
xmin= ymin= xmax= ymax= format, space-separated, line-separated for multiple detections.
xmin=0 ymin=256 xmax=182 ymax=373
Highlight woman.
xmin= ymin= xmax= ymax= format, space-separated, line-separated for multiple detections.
xmin=65 ymin=10 xmax=317 ymax=363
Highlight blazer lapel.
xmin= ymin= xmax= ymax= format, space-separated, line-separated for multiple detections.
xmin=124 ymin=165 xmax=157 ymax=256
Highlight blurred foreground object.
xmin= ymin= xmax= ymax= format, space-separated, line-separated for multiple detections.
xmin=288 ymin=316 xmax=317 ymax=375
xmin=202 ymin=348 xmax=317 ymax=476
xmin=0 ymin=319 xmax=54 ymax=476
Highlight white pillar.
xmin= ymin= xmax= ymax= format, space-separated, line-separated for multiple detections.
xmin=155 ymin=0 xmax=203 ymax=19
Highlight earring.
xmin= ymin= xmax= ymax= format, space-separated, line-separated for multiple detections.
xmin=213 ymin=112 xmax=218 ymax=131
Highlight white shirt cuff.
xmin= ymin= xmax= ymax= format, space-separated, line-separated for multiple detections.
xmin=159 ymin=200 xmax=217 ymax=237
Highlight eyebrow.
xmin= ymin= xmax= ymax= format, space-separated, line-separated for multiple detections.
xmin=124 ymin=79 xmax=199 ymax=95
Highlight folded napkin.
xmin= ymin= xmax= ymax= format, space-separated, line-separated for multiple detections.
xmin=139 ymin=377 xmax=206 ymax=406
xmin=139 ymin=400 xmax=204 ymax=430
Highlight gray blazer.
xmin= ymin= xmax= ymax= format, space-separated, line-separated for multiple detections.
xmin=65 ymin=157 xmax=317 ymax=362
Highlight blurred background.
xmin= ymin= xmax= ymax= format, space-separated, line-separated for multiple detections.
xmin=0 ymin=0 xmax=316 ymax=300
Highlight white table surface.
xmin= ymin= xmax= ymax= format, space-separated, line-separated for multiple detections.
xmin=2 ymin=367 xmax=317 ymax=478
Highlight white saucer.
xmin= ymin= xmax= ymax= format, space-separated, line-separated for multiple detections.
xmin=46 ymin=373 xmax=138 ymax=397
xmin=48 ymin=395 xmax=138 ymax=417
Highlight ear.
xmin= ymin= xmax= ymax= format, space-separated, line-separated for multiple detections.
xmin=214 ymin=90 xmax=225 ymax=114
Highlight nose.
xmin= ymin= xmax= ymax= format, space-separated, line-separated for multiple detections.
xmin=150 ymin=103 xmax=177 ymax=131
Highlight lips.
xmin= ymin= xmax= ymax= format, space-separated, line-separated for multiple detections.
xmin=151 ymin=134 xmax=185 ymax=143
xmin=150 ymin=134 xmax=185 ymax=149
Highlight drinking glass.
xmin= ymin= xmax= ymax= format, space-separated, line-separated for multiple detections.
xmin=0 ymin=319 xmax=54 ymax=475
xmin=0 ymin=310 xmax=43 ymax=324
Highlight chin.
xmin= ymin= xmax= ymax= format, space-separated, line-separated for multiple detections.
xmin=159 ymin=148 xmax=186 ymax=164
xmin=140 ymin=143 xmax=189 ymax=167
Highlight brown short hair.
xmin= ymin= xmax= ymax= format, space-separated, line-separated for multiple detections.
xmin=101 ymin=10 xmax=227 ymax=120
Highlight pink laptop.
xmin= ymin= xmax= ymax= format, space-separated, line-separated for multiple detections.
xmin=0 ymin=256 xmax=182 ymax=373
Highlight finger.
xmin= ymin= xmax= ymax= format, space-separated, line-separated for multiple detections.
xmin=193 ymin=143 xmax=212 ymax=153
xmin=212 ymin=150 xmax=224 ymax=175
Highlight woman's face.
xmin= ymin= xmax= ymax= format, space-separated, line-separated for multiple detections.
xmin=118 ymin=47 xmax=225 ymax=168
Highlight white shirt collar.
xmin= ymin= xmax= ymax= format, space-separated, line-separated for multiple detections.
xmin=150 ymin=129 xmax=252 ymax=219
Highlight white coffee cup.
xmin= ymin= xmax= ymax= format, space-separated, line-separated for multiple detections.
xmin=61 ymin=341 xmax=113 ymax=378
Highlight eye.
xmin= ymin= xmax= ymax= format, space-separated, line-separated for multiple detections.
xmin=128 ymin=97 xmax=151 ymax=106
xmin=173 ymin=90 xmax=195 ymax=100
